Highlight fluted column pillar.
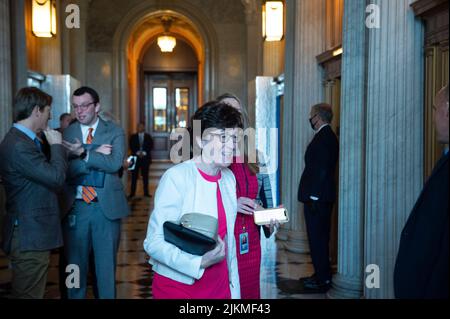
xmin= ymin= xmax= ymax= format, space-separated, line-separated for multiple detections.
xmin=0 ymin=0 xmax=13 ymax=248
xmin=280 ymin=0 xmax=326 ymax=253
xmin=10 ymin=0 xmax=27 ymax=93
xmin=327 ymin=0 xmax=367 ymax=299
xmin=0 ymin=0 xmax=13 ymax=140
xmin=242 ymin=0 xmax=263 ymax=129
xmin=364 ymin=0 xmax=424 ymax=299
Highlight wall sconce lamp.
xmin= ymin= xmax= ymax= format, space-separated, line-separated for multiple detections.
xmin=32 ymin=0 xmax=57 ymax=38
xmin=262 ymin=1 xmax=284 ymax=41
xmin=157 ymin=16 xmax=177 ymax=53
xmin=333 ymin=47 xmax=343 ymax=57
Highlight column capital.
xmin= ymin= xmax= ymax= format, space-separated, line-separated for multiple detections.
xmin=241 ymin=0 xmax=258 ymax=24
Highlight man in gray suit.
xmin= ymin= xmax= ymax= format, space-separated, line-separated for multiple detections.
xmin=60 ymin=86 xmax=129 ymax=299
xmin=0 ymin=87 xmax=67 ymax=298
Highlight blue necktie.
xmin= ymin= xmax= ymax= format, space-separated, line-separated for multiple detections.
xmin=34 ymin=137 xmax=42 ymax=151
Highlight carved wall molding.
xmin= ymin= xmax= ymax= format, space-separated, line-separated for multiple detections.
xmin=412 ymin=0 xmax=449 ymax=47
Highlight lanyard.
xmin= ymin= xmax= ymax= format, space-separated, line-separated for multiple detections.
xmin=240 ymin=164 xmax=249 ymax=232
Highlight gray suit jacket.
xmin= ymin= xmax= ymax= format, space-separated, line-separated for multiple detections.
xmin=60 ymin=119 xmax=129 ymax=220
xmin=0 ymin=128 xmax=67 ymax=254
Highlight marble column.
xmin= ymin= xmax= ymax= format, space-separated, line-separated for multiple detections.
xmin=327 ymin=0 xmax=367 ymax=299
xmin=0 ymin=0 xmax=12 ymax=249
xmin=280 ymin=0 xmax=326 ymax=253
xmin=62 ymin=0 xmax=87 ymax=84
xmin=10 ymin=0 xmax=27 ymax=93
xmin=0 ymin=0 xmax=13 ymax=140
xmin=364 ymin=0 xmax=424 ymax=299
xmin=242 ymin=0 xmax=263 ymax=127
xmin=71 ymin=0 xmax=87 ymax=84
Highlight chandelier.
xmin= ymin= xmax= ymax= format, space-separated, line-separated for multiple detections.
xmin=158 ymin=35 xmax=176 ymax=53
xmin=157 ymin=17 xmax=177 ymax=53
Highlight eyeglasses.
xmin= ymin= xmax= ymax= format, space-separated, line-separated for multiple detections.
xmin=209 ymin=132 xmax=238 ymax=144
xmin=72 ymin=101 xmax=95 ymax=110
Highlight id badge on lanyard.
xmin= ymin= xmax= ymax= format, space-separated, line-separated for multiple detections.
xmin=239 ymin=219 xmax=249 ymax=255
xmin=238 ymin=168 xmax=250 ymax=255
xmin=239 ymin=231 xmax=249 ymax=255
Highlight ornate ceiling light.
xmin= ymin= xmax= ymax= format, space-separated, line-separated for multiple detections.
xmin=157 ymin=16 xmax=176 ymax=53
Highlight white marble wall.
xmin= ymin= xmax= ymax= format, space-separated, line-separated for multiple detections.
xmin=216 ymin=23 xmax=247 ymax=102
xmin=364 ymin=0 xmax=424 ymax=299
xmin=255 ymin=76 xmax=278 ymax=206
xmin=86 ymin=52 xmax=113 ymax=115
xmin=62 ymin=0 xmax=88 ymax=84
xmin=281 ymin=0 xmax=326 ymax=253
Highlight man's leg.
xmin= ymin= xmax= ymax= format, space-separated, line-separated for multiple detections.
xmin=129 ymin=162 xmax=139 ymax=197
xmin=90 ymin=202 xmax=121 ymax=299
xmin=9 ymin=227 xmax=50 ymax=299
xmin=303 ymin=202 xmax=333 ymax=284
xmin=58 ymin=246 xmax=68 ymax=299
xmin=142 ymin=161 xmax=150 ymax=196
xmin=63 ymin=201 xmax=91 ymax=299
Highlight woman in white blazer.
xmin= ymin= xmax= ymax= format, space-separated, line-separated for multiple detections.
xmin=144 ymin=101 xmax=243 ymax=299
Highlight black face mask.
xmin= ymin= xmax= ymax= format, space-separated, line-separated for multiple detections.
xmin=309 ymin=114 xmax=318 ymax=131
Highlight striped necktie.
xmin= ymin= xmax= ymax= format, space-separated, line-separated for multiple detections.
xmin=82 ymin=128 xmax=97 ymax=204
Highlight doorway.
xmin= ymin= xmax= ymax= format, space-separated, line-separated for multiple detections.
xmin=144 ymin=72 xmax=197 ymax=160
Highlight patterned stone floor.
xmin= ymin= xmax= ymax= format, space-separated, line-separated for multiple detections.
xmin=0 ymin=179 xmax=325 ymax=299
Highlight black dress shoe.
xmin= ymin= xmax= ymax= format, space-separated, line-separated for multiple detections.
xmin=303 ymin=278 xmax=331 ymax=293
xmin=144 ymin=194 xmax=152 ymax=198
xmin=127 ymin=195 xmax=134 ymax=200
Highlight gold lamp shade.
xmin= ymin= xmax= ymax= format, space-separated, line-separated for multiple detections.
xmin=32 ymin=0 xmax=57 ymax=38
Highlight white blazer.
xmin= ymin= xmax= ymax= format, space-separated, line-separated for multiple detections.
xmin=143 ymin=160 xmax=241 ymax=299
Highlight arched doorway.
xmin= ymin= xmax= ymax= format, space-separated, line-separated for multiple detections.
xmin=140 ymin=38 xmax=198 ymax=159
xmin=112 ymin=2 xmax=219 ymax=138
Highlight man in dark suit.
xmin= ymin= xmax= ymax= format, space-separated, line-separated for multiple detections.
xmin=56 ymin=113 xmax=72 ymax=133
xmin=0 ymin=87 xmax=67 ymax=298
xmin=60 ymin=86 xmax=130 ymax=299
xmin=297 ymin=103 xmax=339 ymax=293
xmin=394 ymin=85 xmax=449 ymax=299
xmin=128 ymin=123 xmax=153 ymax=198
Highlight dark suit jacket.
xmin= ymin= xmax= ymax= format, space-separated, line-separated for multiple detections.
xmin=0 ymin=127 xmax=67 ymax=254
xmin=60 ymin=119 xmax=130 ymax=220
xmin=129 ymin=133 xmax=153 ymax=164
xmin=298 ymin=125 xmax=339 ymax=203
xmin=394 ymin=153 xmax=449 ymax=299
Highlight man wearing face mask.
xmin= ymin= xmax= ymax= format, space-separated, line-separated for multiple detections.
xmin=297 ymin=103 xmax=339 ymax=293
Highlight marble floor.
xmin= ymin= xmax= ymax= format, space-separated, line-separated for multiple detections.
xmin=0 ymin=180 xmax=326 ymax=299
